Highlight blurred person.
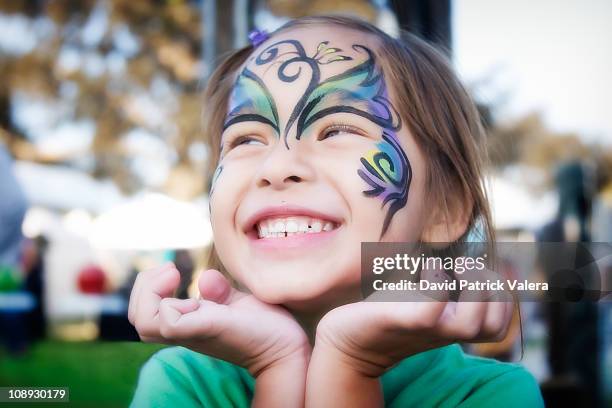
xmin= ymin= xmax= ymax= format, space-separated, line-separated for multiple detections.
xmin=537 ymin=161 xmax=600 ymax=407
xmin=0 ymin=142 xmax=30 ymax=354
xmin=21 ymin=235 xmax=49 ymax=341
xmin=0 ymin=143 xmax=28 ymax=270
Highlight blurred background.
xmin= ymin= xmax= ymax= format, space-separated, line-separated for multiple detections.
xmin=0 ymin=0 xmax=610 ymax=407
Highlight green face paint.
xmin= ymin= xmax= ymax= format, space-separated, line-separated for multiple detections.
xmin=224 ymin=68 xmax=280 ymax=134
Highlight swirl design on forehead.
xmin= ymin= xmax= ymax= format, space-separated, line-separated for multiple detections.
xmin=253 ymin=40 xmax=401 ymax=148
xmin=224 ymin=40 xmax=353 ymax=147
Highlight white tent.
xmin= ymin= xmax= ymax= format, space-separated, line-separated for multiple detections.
xmin=488 ymin=174 xmax=558 ymax=231
xmin=89 ymin=192 xmax=212 ymax=250
xmin=14 ymin=161 xmax=124 ymax=214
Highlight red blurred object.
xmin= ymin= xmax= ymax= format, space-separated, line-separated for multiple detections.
xmin=77 ymin=264 xmax=106 ymax=294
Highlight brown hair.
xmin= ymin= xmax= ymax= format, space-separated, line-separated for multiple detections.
xmin=202 ymin=15 xmax=494 ymax=270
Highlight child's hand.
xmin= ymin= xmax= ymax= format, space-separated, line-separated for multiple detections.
xmin=306 ymin=276 xmax=512 ymax=407
xmin=317 ymin=300 xmax=511 ymax=373
xmin=128 ymin=263 xmax=311 ymax=380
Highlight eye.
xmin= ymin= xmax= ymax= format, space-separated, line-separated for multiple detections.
xmin=226 ymin=135 xmax=266 ymax=150
xmin=220 ymin=134 xmax=266 ymax=159
xmin=318 ymin=123 xmax=364 ymax=141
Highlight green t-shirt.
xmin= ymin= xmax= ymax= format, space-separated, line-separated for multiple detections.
xmin=130 ymin=344 xmax=543 ymax=407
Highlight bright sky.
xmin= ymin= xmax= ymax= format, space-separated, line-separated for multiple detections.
xmin=453 ymin=0 xmax=612 ymax=145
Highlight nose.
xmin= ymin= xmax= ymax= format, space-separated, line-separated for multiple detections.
xmin=255 ymin=142 xmax=315 ymax=189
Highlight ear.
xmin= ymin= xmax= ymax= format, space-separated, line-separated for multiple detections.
xmin=421 ymin=189 xmax=473 ymax=244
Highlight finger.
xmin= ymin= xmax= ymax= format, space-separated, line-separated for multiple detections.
xmin=382 ymin=300 xmax=448 ymax=332
xmin=128 ymin=263 xmax=174 ymax=324
xmin=419 ymin=257 xmax=451 ymax=302
xmin=377 ymin=260 xmax=450 ymax=331
xmin=134 ymin=265 xmax=181 ymax=338
xmin=473 ymin=300 xmax=514 ymax=344
xmin=127 ymin=276 xmax=142 ymax=325
xmin=471 ymin=267 xmax=514 ymax=341
xmin=388 ymin=261 xmax=449 ymax=331
xmin=437 ymin=260 xmax=497 ymax=340
xmin=158 ymin=297 xmax=228 ymax=340
xmin=128 ymin=262 xmax=174 ymax=326
xmin=437 ymin=299 xmax=488 ymax=341
xmin=158 ymin=297 xmax=200 ymax=340
xmin=198 ymin=269 xmax=244 ymax=304
xmin=477 ymin=301 xmax=509 ymax=341
xmin=498 ymin=301 xmax=517 ymax=341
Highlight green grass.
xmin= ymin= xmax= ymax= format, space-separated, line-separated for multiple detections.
xmin=0 ymin=341 xmax=166 ymax=408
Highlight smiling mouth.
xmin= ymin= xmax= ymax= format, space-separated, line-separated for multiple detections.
xmin=255 ymin=216 xmax=340 ymax=239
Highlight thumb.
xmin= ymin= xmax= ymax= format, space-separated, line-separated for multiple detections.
xmin=198 ymin=269 xmax=243 ymax=304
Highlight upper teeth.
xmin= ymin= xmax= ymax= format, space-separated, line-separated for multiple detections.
xmin=257 ymin=216 xmax=335 ymax=238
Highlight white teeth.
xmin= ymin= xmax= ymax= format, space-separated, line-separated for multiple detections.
xmin=286 ymin=219 xmax=298 ymax=233
xmin=274 ymin=221 xmax=285 ymax=233
xmin=257 ymin=224 xmax=269 ymax=239
xmin=255 ymin=216 xmax=337 ymax=238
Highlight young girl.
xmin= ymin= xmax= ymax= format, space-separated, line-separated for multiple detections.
xmin=128 ymin=15 xmax=543 ymax=407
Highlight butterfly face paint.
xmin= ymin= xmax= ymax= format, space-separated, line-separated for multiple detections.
xmin=222 ymin=39 xmax=412 ymax=238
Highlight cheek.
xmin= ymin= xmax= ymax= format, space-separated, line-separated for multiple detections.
xmin=382 ymin=190 xmax=427 ymax=242
xmin=209 ymin=162 xmax=245 ymax=242
xmin=356 ymin=131 xmax=412 ymax=238
xmin=209 ymin=164 xmax=227 ymax=223
xmin=209 ymin=164 xmax=224 ymax=198
xmin=313 ymin=139 xmax=404 ymax=242
xmin=381 ymin=138 xmax=427 ymax=242
xmin=209 ymin=162 xmax=250 ymax=282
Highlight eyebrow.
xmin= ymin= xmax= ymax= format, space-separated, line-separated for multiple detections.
xmin=301 ymin=89 xmax=386 ymax=129
xmin=223 ymin=68 xmax=280 ymax=134
xmin=294 ymin=66 xmax=400 ymax=139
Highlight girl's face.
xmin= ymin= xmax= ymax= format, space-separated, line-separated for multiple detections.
xmin=210 ymin=27 xmax=428 ymax=310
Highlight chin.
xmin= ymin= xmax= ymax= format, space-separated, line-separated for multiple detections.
xmin=247 ymin=276 xmax=328 ymax=305
xmin=247 ymin=269 xmax=361 ymax=312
